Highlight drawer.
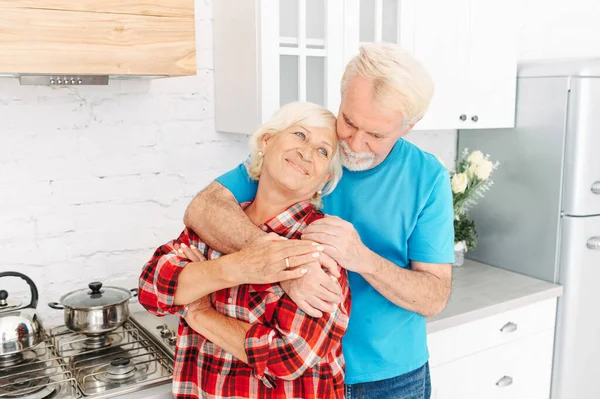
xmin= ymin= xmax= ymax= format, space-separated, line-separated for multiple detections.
xmin=428 ymin=298 xmax=556 ymax=367
xmin=431 ymin=329 xmax=554 ymax=399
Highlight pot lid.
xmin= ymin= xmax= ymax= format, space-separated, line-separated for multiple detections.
xmin=61 ymin=282 xmax=131 ymax=309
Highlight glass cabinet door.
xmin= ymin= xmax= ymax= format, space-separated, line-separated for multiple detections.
xmin=275 ymin=0 xmax=344 ymax=115
xmin=345 ymin=0 xmax=412 ymax=62
xmin=359 ymin=0 xmax=400 ymax=45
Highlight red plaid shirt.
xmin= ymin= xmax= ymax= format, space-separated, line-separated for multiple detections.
xmin=139 ymin=201 xmax=351 ymax=399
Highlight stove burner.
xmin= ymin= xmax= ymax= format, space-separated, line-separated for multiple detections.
xmin=106 ymin=358 xmax=136 ymax=380
xmin=0 ymin=352 xmax=24 ymax=368
xmin=92 ymin=357 xmax=150 ymax=384
xmin=82 ymin=335 xmax=113 ymax=350
xmin=0 ymin=375 xmax=57 ymax=399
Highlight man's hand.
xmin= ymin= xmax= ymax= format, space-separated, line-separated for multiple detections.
xmin=301 ymin=216 xmax=372 ymax=274
xmin=281 ymin=259 xmax=343 ymax=318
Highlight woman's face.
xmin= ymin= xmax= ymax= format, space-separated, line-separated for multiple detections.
xmin=261 ymin=124 xmax=338 ymax=200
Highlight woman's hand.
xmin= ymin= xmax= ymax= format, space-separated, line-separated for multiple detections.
xmin=228 ymin=233 xmax=329 ymax=285
xmin=174 ymin=242 xmax=207 ymax=262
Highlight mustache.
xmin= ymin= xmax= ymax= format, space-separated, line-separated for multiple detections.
xmin=340 ymin=140 xmax=375 ymax=160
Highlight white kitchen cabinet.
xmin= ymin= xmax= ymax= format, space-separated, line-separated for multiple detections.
xmin=215 ymin=0 xmax=517 ymax=134
xmin=344 ymin=0 xmax=517 ymax=130
xmin=430 ymin=329 xmax=554 ymax=399
xmin=428 ymin=299 xmax=557 ymax=399
xmin=213 ymin=0 xmax=345 ymax=135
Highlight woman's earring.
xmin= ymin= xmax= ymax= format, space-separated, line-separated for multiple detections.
xmin=317 ymin=190 xmax=322 ymax=196
xmin=257 ymin=151 xmax=264 ymax=158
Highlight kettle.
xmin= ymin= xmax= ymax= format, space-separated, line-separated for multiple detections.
xmin=0 ymin=271 xmax=44 ymax=355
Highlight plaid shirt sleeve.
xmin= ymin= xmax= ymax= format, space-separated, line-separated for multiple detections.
xmin=244 ymin=275 xmax=350 ymax=381
xmin=138 ymin=228 xmax=199 ymax=317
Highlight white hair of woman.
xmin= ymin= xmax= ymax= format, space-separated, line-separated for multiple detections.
xmin=246 ymin=102 xmax=343 ymax=208
xmin=341 ymin=43 xmax=435 ymax=126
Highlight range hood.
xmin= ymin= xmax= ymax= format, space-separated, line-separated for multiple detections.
xmin=0 ymin=0 xmax=196 ymax=85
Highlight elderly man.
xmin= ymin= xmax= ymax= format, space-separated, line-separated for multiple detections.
xmin=184 ymin=43 xmax=454 ymax=399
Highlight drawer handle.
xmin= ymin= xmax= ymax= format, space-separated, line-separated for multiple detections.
xmin=496 ymin=376 xmax=513 ymax=387
xmin=500 ymin=322 xmax=518 ymax=333
xmin=587 ymin=237 xmax=600 ymax=250
xmin=592 ymin=181 xmax=600 ymax=194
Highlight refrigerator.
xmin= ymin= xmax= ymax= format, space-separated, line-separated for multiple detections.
xmin=458 ymin=59 xmax=600 ymax=399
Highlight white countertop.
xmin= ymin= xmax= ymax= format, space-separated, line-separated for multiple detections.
xmin=427 ymin=259 xmax=563 ymax=334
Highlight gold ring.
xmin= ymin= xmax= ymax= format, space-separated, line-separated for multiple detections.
xmin=285 ymin=257 xmax=290 ymax=268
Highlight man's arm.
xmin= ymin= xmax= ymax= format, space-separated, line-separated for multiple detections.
xmin=362 ymin=254 xmax=451 ymax=317
xmin=302 ymin=217 xmax=451 ymax=317
xmin=183 ymin=181 xmax=264 ymax=253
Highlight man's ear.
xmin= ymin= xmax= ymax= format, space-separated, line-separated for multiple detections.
xmin=400 ymin=117 xmax=421 ymax=138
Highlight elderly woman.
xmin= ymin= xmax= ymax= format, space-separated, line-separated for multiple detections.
xmin=138 ymin=102 xmax=351 ymax=399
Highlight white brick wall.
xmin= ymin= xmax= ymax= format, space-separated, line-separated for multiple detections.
xmin=2 ymin=0 xmax=598 ymax=325
xmin=0 ymin=0 xmax=252 ymax=324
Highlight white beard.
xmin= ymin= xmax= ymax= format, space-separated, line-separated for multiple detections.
xmin=339 ymin=140 xmax=376 ymax=171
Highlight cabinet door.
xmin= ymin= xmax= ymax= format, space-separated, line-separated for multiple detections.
xmin=405 ymin=0 xmax=471 ymax=130
xmin=463 ymin=0 xmax=517 ymax=129
xmin=343 ymin=0 xmax=413 ymax=62
xmin=431 ymin=329 xmax=554 ymax=399
xmin=271 ymin=0 xmax=344 ymax=119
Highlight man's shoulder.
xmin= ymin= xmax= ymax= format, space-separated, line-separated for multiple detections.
xmin=392 ymin=140 xmax=448 ymax=182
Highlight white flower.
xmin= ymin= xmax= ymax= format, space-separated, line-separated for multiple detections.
xmin=474 ymin=159 xmax=494 ymax=181
xmin=451 ymin=173 xmax=468 ymax=194
xmin=467 ymin=150 xmax=484 ymax=166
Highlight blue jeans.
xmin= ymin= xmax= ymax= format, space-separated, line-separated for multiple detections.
xmin=345 ymin=362 xmax=431 ymax=399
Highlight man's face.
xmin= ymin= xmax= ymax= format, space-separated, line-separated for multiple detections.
xmin=336 ymin=75 xmax=414 ymax=171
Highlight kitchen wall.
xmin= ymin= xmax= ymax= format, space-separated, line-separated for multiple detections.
xmin=2 ymin=0 xmax=599 ymax=324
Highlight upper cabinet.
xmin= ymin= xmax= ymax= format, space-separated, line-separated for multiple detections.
xmin=0 ymin=0 xmax=196 ymax=77
xmin=214 ymin=0 xmax=344 ymax=135
xmin=214 ymin=0 xmax=517 ymax=134
xmin=346 ymin=0 xmax=518 ymax=130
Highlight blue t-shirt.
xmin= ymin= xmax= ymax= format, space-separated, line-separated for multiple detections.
xmin=216 ymin=139 xmax=455 ymax=384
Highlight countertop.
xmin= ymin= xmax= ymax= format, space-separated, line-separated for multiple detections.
xmin=426 ymin=259 xmax=563 ymax=334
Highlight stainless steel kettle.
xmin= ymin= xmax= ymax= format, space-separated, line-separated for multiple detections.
xmin=0 ymin=271 xmax=44 ymax=355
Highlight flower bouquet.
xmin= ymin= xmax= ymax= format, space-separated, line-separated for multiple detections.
xmin=450 ymin=149 xmax=499 ymax=266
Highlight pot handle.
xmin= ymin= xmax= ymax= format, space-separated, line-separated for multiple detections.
xmin=130 ymin=288 xmax=139 ymax=298
xmin=0 ymin=271 xmax=39 ymax=310
xmin=48 ymin=302 xmax=65 ymax=310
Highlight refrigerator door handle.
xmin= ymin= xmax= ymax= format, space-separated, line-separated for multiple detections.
xmin=587 ymin=237 xmax=600 ymax=250
xmin=592 ymin=181 xmax=600 ymax=194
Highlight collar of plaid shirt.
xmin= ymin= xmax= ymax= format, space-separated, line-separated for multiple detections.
xmin=243 ymin=200 xmax=317 ymax=237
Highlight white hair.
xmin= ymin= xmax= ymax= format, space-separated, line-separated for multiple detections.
xmin=341 ymin=43 xmax=434 ymax=125
xmin=246 ymin=102 xmax=343 ymax=208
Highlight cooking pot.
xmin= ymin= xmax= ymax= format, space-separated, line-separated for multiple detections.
xmin=0 ymin=271 xmax=43 ymax=355
xmin=48 ymin=282 xmax=138 ymax=335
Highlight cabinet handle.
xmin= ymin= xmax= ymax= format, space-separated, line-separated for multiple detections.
xmin=471 ymin=115 xmax=479 ymax=122
xmin=587 ymin=237 xmax=600 ymax=250
xmin=592 ymin=181 xmax=600 ymax=194
xmin=496 ymin=376 xmax=513 ymax=387
xmin=500 ymin=322 xmax=518 ymax=333
xmin=459 ymin=114 xmax=467 ymax=121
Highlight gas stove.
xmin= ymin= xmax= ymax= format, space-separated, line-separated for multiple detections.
xmin=0 ymin=312 xmax=179 ymax=399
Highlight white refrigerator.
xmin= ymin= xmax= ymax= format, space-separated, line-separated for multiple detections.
xmin=458 ymin=59 xmax=600 ymax=399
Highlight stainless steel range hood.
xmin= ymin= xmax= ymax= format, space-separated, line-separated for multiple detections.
xmin=0 ymin=1 xmax=197 ymax=86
